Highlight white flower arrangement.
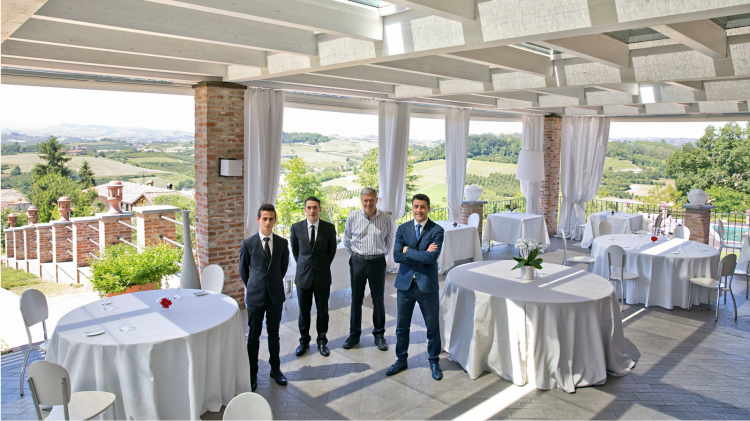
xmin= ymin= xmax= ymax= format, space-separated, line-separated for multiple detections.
xmin=515 ymin=238 xmax=546 ymax=258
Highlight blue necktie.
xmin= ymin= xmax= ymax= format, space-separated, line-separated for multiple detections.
xmin=415 ymin=223 xmax=421 ymax=241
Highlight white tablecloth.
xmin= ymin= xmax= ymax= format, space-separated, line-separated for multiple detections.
xmin=591 ymin=234 xmax=720 ymax=309
xmin=45 ymin=290 xmax=250 ymax=420
xmin=440 ymin=261 xmax=633 ymax=393
xmin=434 ymin=221 xmax=483 ymax=274
xmin=482 ymin=212 xmax=550 ymax=250
xmin=738 ymin=235 xmax=750 ymax=272
xmin=581 ymin=211 xmax=646 ymax=248
xmin=285 ymin=243 xmax=352 ymax=294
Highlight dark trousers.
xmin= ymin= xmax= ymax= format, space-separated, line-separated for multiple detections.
xmin=396 ymin=282 xmax=441 ymax=364
xmin=246 ymin=299 xmax=283 ymax=380
xmin=297 ymin=282 xmax=330 ymax=345
xmin=349 ymin=255 xmax=386 ymax=338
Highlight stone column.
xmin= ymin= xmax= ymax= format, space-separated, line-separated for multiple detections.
xmin=13 ymin=227 xmax=25 ymax=262
xmin=24 ymin=226 xmax=37 ymax=260
xmin=459 ymin=201 xmax=488 ymax=240
xmin=98 ymin=212 xmax=135 ymax=250
xmin=134 ymin=205 xmax=179 ymax=250
xmin=539 ymin=115 xmax=562 ymax=235
xmin=36 ymin=224 xmax=53 ymax=263
xmin=5 ymin=228 xmax=15 ymax=259
xmin=194 ymin=82 xmax=246 ymax=304
xmin=72 ymin=216 xmax=99 ymax=267
xmin=682 ymin=204 xmax=714 ymax=244
xmin=51 ymin=220 xmax=73 ymax=263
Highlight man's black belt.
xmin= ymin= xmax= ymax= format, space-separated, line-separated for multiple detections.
xmin=352 ymin=252 xmax=384 ymax=260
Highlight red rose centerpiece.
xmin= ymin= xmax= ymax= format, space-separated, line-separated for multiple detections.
xmin=156 ymin=297 xmax=173 ymax=310
xmin=651 ymin=236 xmax=658 ymax=242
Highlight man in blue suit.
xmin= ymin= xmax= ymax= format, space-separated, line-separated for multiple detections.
xmin=387 ymin=193 xmax=445 ymax=381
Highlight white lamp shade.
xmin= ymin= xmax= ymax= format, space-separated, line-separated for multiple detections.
xmin=515 ymin=150 xmax=545 ymax=182
xmin=220 ymin=158 xmax=244 ymax=176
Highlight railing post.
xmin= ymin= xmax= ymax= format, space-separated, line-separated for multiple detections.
xmin=459 ymin=200 xmax=488 ymax=241
xmin=51 ymin=220 xmax=73 ymax=263
xmin=71 ymin=217 xmax=99 ymax=267
xmin=133 ymin=205 xmax=180 ymax=251
xmin=682 ymin=204 xmax=714 ymax=245
xmin=35 ymin=224 xmax=54 ymax=264
xmin=23 ymin=226 xmax=37 ymax=260
xmin=98 ymin=212 xmax=135 ymax=251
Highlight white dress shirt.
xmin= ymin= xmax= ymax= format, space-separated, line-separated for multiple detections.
xmin=259 ymin=231 xmax=273 ymax=256
xmin=307 ymin=218 xmax=320 ymax=242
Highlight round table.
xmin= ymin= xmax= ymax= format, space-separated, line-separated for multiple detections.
xmin=434 ymin=221 xmax=483 ymax=274
xmin=440 ymin=261 xmax=633 ymax=393
xmin=591 ymin=234 xmax=720 ymax=309
xmin=45 ymin=289 xmax=250 ymax=420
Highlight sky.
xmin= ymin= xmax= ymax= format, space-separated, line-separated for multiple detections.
xmin=0 ymin=84 xmax=739 ymax=140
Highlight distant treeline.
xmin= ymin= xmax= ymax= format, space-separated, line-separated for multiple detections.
xmin=282 ymin=132 xmax=332 ymax=145
xmin=2 ymin=142 xmax=39 ymax=155
xmin=464 ymin=173 xmax=520 ymax=200
xmin=413 ymin=133 xmax=523 ymax=163
xmin=606 ymin=140 xmax=678 ymax=172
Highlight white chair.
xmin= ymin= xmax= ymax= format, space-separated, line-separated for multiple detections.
xmin=27 ymin=361 xmax=116 ymax=421
xmin=20 ymin=289 xmax=50 ymax=396
xmin=223 ymin=392 xmax=273 ymax=420
xmin=560 ymin=230 xmax=596 ymax=271
xmin=689 ymin=254 xmax=738 ymax=321
xmin=672 ymin=225 xmax=690 ymax=240
xmin=201 ymin=264 xmax=225 ymax=293
xmin=598 ymin=220 xmax=612 ymax=237
xmin=716 ymin=220 xmax=743 ymax=255
xmin=574 ymin=206 xmax=587 ymax=240
xmin=606 ymin=245 xmax=640 ymax=311
xmin=734 ymin=260 xmax=749 ymax=299
xmin=466 ymin=213 xmax=480 ymax=230
xmin=636 ymin=213 xmax=662 ymax=236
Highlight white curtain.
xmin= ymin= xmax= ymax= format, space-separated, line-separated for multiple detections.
xmin=445 ymin=107 xmax=471 ymax=222
xmin=520 ymin=115 xmax=544 ymax=215
xmin=559 ymin=116 xmax=611 ymax=239
xmin=377 ymin=101 xmax=410 ymax=269
xmin=244 ymin=88 xmax=284 ymax=236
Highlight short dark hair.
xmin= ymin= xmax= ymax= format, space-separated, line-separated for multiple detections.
xmin=412 ymin=194 xmax=430 ymax=208
xmin=304 ymin=196 xmax=321 ymax=207
xmin=257 ymin=203 xmax=277 ymax=218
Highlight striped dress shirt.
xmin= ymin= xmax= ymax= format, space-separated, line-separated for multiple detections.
xmin=344 ymin=209 xmax=393 ymax=256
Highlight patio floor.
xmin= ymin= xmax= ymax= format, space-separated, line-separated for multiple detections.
xmin=3 ymin=237 xmax=750 ymax=420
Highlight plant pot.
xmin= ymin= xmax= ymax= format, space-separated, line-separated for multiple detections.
xmin=464 ymin=185 xmax=483 ymax=202
xmin=520 ymin=266 xmax=535 ymax=280
xmin=106 ymin=283 xmax=156 ymax=298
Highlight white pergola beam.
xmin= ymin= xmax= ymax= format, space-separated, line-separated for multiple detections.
xmin=142 ymin=0 xmax=382 ymax=41
xmin=9 ymin=19 xmax=267 ymax=67
xmin=652 ymin=20 xmax=727 ymax=59
xmin=373 ymin=56 xmax=491 ymax=83
xmin=33 ymin=0 xmax=318 ymax=55
xmin=314 ymin=65 xmax=439 ymax=89
xmin=386 ymin=0 xmax=475 ymax=22
xmin=448 ymin=46 xmax=553 ymax=76
xmin=268 ymin=74 xmax=394 ymax=94
xmin=538 ymin=34 xmax=630 ymax=68
xmin=1 ymin=0 xmax=48 ymax=42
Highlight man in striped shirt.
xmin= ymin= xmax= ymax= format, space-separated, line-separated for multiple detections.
xmin=343 ymin=187 xmax=393 ymax=351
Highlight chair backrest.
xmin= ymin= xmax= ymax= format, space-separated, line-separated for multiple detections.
xmin=27 ymin=361 xmax=71 ymax=406
xmin=560 ymin=229 xmax=569 ymax=261
xmin=598 ymin=220 xmax=612 ymax=236
xmin=673 ymin=225 xmax=690 ymax=240
xmin=606 ymin=245 xmax=627 ymax=271
xmin=719 ymin=253 xmax=737 ymax=278
xmin=20 ymin=289 xmax=48 ymax=328
xmin=466 ymin=213 xmax=480 ymax=230
xmin=201 ymin=265 xmax=225 ymax=293
xmin=223 ymin=392 xmax=273 ymax=420
xmin=717 ymin=219 xmax=725 ymax=242
xmin=653 ymin=213 xmax=663 ymax=235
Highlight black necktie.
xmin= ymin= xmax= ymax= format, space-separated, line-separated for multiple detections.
xmin=310 ymin=225 xmax=316 ymax=250
xmin=263 ymin=237 xmax=271 ymax=264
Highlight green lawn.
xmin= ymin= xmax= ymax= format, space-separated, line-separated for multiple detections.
xmin=0 ymin=267 xmax=84 ymax=297
xmin=417 ymin=182 xmax=448 ymax=208
xmin=605 ymin=157 xmax=639 ymax=171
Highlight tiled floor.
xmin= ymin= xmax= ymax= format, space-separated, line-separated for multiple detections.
xmin=4 ymin=237 xmax=750 ymax=420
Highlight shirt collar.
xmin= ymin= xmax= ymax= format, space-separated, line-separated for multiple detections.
xmin=362 ymin=209 xmax=379 ymax=221
xmin=307 ymin=219 xmax=320 ymax=229
xmin=259 ymin=232 xmax=273 ymax=241
xmin=414 ymin=218 xmax=429 ymax=228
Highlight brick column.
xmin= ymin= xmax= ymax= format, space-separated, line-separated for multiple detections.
xmin=682 ymin=204 xmax=714 ymax=244
xmin=5 ymin=229 xmax=15 ymax=258
xmin=194 ymin=82 xmax=246 ymax=304
xmin=72 ymin=217 xmax=99 ymax=267
xmin=539 ymin=115 xmax=562 ymax=235
xmin=13 ymin=228 xmax=25 ymax=262
xmin=459 ymin=201 xmax=488 ymax=240
xmin=98 ymin=212 xmax=135 ymax=250
xmin=134 ymin=205 xmax=179 ymax=250
xmin=51 ymin=220 xmax=73 ymax=263
xmin=36 ymin=224 xmax=53 ymax=263
xmin=24 ymin=226 xmax=37 ymax=260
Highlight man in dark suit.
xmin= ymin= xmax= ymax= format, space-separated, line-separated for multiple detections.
xmin=290 ymin=196 xmax=337 ymax=357
xmin=388 ymin=193 xmax=445 ymax=381
xmin=239 ymin=204 xmax=290 ymax=392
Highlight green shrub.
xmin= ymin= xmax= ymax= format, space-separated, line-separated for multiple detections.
xmin=90 ymin=243 xmax=181 ymax=296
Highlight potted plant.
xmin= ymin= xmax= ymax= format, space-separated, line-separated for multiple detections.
xmin=90 ymin=243 xmax=181 ymax=297
xmin=513 ymin=239 xmax=545 ymax=280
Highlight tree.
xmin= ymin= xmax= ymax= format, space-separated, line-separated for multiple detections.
xmin=28 ymin=173 xmax=97 ymax=223
xmin=32 ymin=136 xmax=72 ymax=179
xmin=276 ymin=158 xmax=322 ymax=226
xmin=706 ymin=186 xmax=749 ymax=213
xmin=640 ymin=185 xmax=685 ymax=207
xmin=10 ymin=166 xmax=21 ymax=176
xmin=356 ymin=147 xmax=420 ymax=211
xmin=78 ymin=161 xmax=96 ymax=189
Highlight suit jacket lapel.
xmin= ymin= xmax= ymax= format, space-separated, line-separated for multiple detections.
xmin=415 ymin=219 xmax=432 ymax=248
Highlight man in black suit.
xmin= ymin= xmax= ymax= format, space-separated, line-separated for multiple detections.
xmin=290 ymin=196 xmax=337 ymax=357
xmin=239 ymin=204 xmax=290 ymax=392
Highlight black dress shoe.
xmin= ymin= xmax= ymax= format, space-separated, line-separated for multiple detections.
xmin=430 ymin=363 xmax=443 ymax=381
xmin=375 ymin=336 xmax=388 ymax=351
xmin=318 ymin=343 xmax=331 ymax=357
xmin=269 ymin=370 xmax=287 ymax=386
xmin=296 ymin=343 xmax=309 ymax=356
xmin=386 ymin=360 xmax=408 ymax=376
xmin=343 ymin=335 xmax=360 ymax=350
xmin=251 ymin=376 xmax=257 ymax=392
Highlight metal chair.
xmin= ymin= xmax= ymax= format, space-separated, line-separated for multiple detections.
xmin=201 ymin=264 xmax=225 ymax=293
xmin=673 ymin=225 xmax=690 ymax=240
xmin=27 ymin=361 xmax=116 ymax=420
xmin=20 ymin=289 xmax=50 ymax=396
xmin=734 ymin=260 xmax=749 ymax=299
xmin=689 ymin=253 xmax=738 ymax=321
xmin=466 ymin=213 xmax=480 ymax=230
xmin=560 ymin=229 xmax=595 ymax=271
xmin=574 ymin=206 xmax=587 ymax=240
xmin=716 ymin=220 xmax=743 ymax=255
xmin=606 ymin=245 xmax=640 ymax=311
xmin=598 ymin=220 xmax=612 ymax=237
xmin=223 ymin=392 xmax=273 ymax=420
xmin=637 ymin=213 xmax=662 ymax=236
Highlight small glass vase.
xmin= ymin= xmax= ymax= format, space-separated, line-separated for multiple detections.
xmin=156 ymin=296 xmax=173 ymax=311
xmin=520 ymin=266 xmax=535 ymax=280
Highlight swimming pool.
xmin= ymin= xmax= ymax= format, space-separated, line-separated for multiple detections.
xmin=712 ymin=224 xmax=749 ymax=243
